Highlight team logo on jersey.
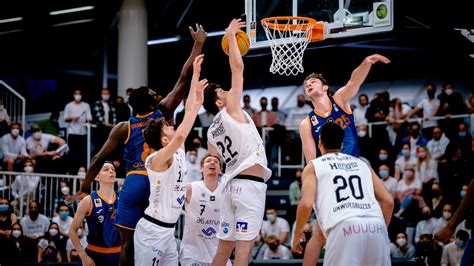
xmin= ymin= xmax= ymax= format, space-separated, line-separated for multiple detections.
xmin=176 ymin=195 xmax=185 ymax=205
xmin=235 ymin=221 xmax=248 ymax=232
xmin=334 ymin=105 xmax=339 ymax=112
xmin=202 ymin=227 xmax=217 ymax=236
xmin=221 ymin=221 xmax=230 ymax=234
xmin=210 ymin=196 xmax=215 ymax=201
xmin=327 ymin=117 xmax=334 ymax=123
xmin=94 ymin=198 xmax=102 ymax=208
xmin=98 ymin=215 xmax=104 ymax=223
xmin=311 ymin=116 xmax=318 ymax=126
xmin=156 ymin=179 xmax=161 ymax=185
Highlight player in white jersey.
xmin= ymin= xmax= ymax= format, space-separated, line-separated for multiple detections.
xmin=292 ymin=122 xmax=394 ymax=265
xmin=180 ymin=154 xmax=231 ymax=266
xmin=202 ymin=18 xmax=272 ymax=266
xmin=134 ymin=55 xmax=207 ymax=266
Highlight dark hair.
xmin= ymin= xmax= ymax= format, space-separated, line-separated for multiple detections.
xmin=411 ymin=121 xmax=421 ymax=130
xmin=57 ymin=202 xmax=69 ymax=212
xmin=129 ymin=86 xmax=156 ymax=115
xmin=31 ymin=124 xmax=42 ymax=132
xmin=144 ymin=118 xmax=166 ymax=151
xmin=359 ymin=93 xmax=368 ymax=100
xmin=320 ymin=122 xmax=344 ymax=150
xmin=456 ymin=230 xmax=469 ymax=241
xmin=304 ymin=72 xmax=328 ymax=86
xmin=426 ymin=82 xmax=436 ymax=90
xmin=203 ymin=83 xmax=220 ymax=115
xmin=265 ymin=203 xmax=276 ymax=212
xmin=10 ymin=122 xmax=21 ymax=129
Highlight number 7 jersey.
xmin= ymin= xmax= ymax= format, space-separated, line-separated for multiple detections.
xmin=207 ymin=108 xmax=272 ymax=187
xmin=312 ymin=153 xmax=383 ymax=237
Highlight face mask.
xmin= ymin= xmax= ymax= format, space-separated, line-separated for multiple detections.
xmin=417 ymin=152 xmax=426 ymax=159
xmin=421 ymin=213 xmax=431 ymax=220
xmin=297 ymin=101 xmax=305 ymax=107
xmin=268 ymin=243 xmax=279 ymax=251
xmin=12 ymin=230 xmax=21 ymax=238
xmin=0 ymin=105 xmax=3 ymax=111
xmin=49 ymin=229 xmax=58 ymax=237
xmin=102 ymin=95 xmax=110 ymax=101
xmin=24 ymin=166 xmax=33 ymax=173
xmin=74 ymin=95 xmax=82 ymax=101
xmin=402 ymin=149 xmax=410 ymax=157
xmin=60 ymin=211 xmax=69 ymax=220
xmin=357 ymin=131 xmax=367 ymax=138
xmin=266 ymin=214 xmax=276 ymax=223
xmin=427 ymin=91 xmax=435 ymax=98
xmin=445 ymin=89 xmax=453 ymax=95
xmin=33 ymin=132 xmax=42 ymax=140
xmin=11 ymin=128 xmax=20 ymax=136
xmin=188 ymin=155 xmax=197 ymax=164
xmin=404 ymin=171 xmax=414 ymax=178
xmin=379 ymin=154 xmax=388 ymax=161
xmin=0 ymin=204 xmax=8 ymax=212
xmin=379 ymin=170 xmax=388 ymax=179
xmin=443 ymin=211 xmax=452 ymax=220
xmin=78 ymin=172 xmax=86 ymax=178
xmin=61 ymin=187 xmax=70 ymax=195
xmin=304 ymin=232 xmax=312 ymax=241
xmin=432 ymin=190 xmax=441 ymax=198
xmin=29 ymin=210 xmax=39 ymax=220
xmin=455 ymin=241 xmax=466 ymax=248
xmin=77 ymin=229 xmax=83 ymax=238
xmin=459 ymin=132 xmax=467 ymax=137
xmin=411 ymin=131 xmax=419 ymax=138
xmin=460 ymin=191 xmax=466 ymax=198
xmin=260 ymin=103 xmax=267 ymax=110
xmin=396 ymin=238 xmax=407 ymax=247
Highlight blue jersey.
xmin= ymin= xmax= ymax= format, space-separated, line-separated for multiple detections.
xmin=308 ymin=96 xmax=360 ymax=158
xmin=124 ymin=110 xmax=163 ymax=173
xmin=86 ymin=191 xmax=121 ymax=252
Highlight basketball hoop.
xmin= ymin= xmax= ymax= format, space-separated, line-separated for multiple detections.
xmin=261 ymin=16 xmax=324 ymax=76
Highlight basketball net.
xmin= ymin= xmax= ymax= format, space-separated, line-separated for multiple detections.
xmin=262 ymin=17 xmax=320 ymax=76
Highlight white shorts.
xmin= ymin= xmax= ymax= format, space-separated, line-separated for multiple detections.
xmin=217 ymin=178 xmax=267 ymax=241
xmin=134 ymin=218 xmax=178 ymax=266
xmin=324 ymin=216 xmax=391 ymax=266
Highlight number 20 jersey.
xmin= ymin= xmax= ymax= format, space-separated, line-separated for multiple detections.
xmin=207 ymin=108 xmax=272 ymax=187
xmin=312 ymin=153 xmax=383 ymax=237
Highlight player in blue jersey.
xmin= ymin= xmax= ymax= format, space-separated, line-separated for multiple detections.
xmin=71 ymin=25 xmax=207 ymax=265
xmin=69 ymin=162 xmax=120 ymax=266
xmin=297 ymin=54 xmax=390 ymax=265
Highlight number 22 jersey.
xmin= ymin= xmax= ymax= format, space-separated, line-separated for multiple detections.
xmin=312 ymin=153 xmax=383 ymax=237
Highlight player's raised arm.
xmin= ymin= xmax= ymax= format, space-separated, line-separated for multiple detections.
xmin=370 ymin=167 xmax=394 ymax=226
xmin=334 ymin=54 xmax=390 ymax=106
xmin=225 ymin=18 xmax=247 ymax=119
xmin=159 ymin=24 xmax=207 ymax=122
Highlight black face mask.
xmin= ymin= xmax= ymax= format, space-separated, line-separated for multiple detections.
xmin=411 ymin=131 xmax=419 ymax=138
xmin=268 ymin=243 xmax=279 ymax=251
xmin=29 ymin=210 xmax=39 ymax=220
xmin=297 ymin=101 xmax=305 ymax=107
xmin=304 ymin=232 xmax=312 ymax=241
xmin=421 ymin=213 xmax=431 ymax=220
xmin=261 ymin=103 xmax=267 ymax=111
xmin=271 ymin=102 xmax=278 ymax=111
xmin=427 ymin=91 xmax=435 ymax=98
xmin=432 ymin=190 xmax=441 ymax=198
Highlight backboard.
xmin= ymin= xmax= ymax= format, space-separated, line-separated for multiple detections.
xmin=245 ymin=0 xmax=393 ymax=49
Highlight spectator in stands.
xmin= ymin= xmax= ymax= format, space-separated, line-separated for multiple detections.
xmin=53 ymin=180 xmax=76 ymax=215
xmin=389 ymin=98 xmax=412 ymax=121
xmin=66 ymin=221 xmax=87 ymax=262
xmin=253 ymin=97 xmax=276 ymax=128
xmin=52 ymin=202 xmax=73 ymax=236
xmin=373 ymin=147 xmax=394 ymax=174
xmin=114 ymin=96 xmax=131 ymax=123
xmin=63 ymin=89 xmax=92 ymax=173
xmin=288 ymin=168 xmax=302 ymax=226
xmin=26 ymin=124 xmax=67 ymax=174
xmin=38 ymin=222 xmax=64 ymax=262
xmin=69 ymin=249 xmax=81 ymax=263
xmin=93 ymin=88 xmax=117 ymax=154
xmin=391 ymin=232 xmax=416 ymax=259
xmin=291 ymin=222 xmax=313 ymax=259
xmin=416 ymin=234 xmax=444 ymax=265
xmin=19 ymin=200 xmax=50 ymax=241
xmin=7 ymin=223 xmax=37 ymax=263
xmin=437 ymin=82 xmax=467 ymax=139
xmin=403 ymin=122 xmax=428 ymax=157
xmin=174 ymin=97 xmax=201 ymax=128
xmin=380 ymin=164 xmax=397 ymax=199
xmin=434 ymin=203 xmax=454 ymax=234
xmin=187 ymin=136 xmax=207 ymax=164
xmin=460 ymin=184 xmax=468 ymax=199
xmin=366 ymin=91 xmax=391 ymax=147
xmin=427 ymin=127 xmax=450 ymax=161
xmin=243 ymin=94 xmax=257 ymax=116
xmin=10 ymin=159 xmax=40 ymax=214
xmin=353 ymin=93 xmax=369 ymax=125
xmin=2 ymin=122 xmax=29 ymax=173
xmin=416 ymin=146 xmax=438 ymax=203
xmin=185 ymin=148 xmax=201 ymax=182
xmin=467 ymin=92 xmax=474 ymax=113
xmin=262 ymin=235 xmax=291 ymax=260
xmin=0 ymin=198 xmax=17 ymax=235
xmin=198 ymin=109 xmax=214 ymax=127
xmin=125 ymin=87 xmax=134 ymax=115
xmin=37 ymin=110 xmax=61 ymax=137
xmin=405 ymin=82 xmax=440 ymax=139
xmin=357 ymin=124 xmax=374 ymax=161
xmin=386 ymin=119 xmax=409 ymax=155
xmin=271 ymin=97 xmax=287 ymax=125
xmin=394 ymin=143 xmax=417 ymax=180
xmin=431 ymin=183 xmax=449 ymax=219
xmin=451 ymin=122 xmax=472 ymax=159
xmin=261 ymin=205 xmax=291 ymax=247
xmin=0 ymin=100 xmax=11 ymax=137
xmin=440 ymin=229 xmax=469 ymax=266
xmin=394 ymin=165 xmax=426 ymax=218
xmin=415 ymin=207 xmax=437 ymax=243
xmin=284 ymin=94 xmax=312 ymax=128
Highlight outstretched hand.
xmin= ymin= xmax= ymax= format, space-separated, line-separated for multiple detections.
xmin=193 ymin=54 xmax=204 ymax=74
xmin=189 ymin=23 xmax=207 ymax=44
xmin=366 ymin=54 xmax=391 ymax=65
xmin=66 ymin=191 xmax=89 ymax=205
xmin=226 ymin=18 xmax=246 ymax=36
xmin=195 ymin=79 xmax=208 ymax=105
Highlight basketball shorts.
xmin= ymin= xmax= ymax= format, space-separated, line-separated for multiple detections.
xmin=134 ymin=218 xmax=178 ymax=266
xmin=324 ymin=216 xmax=391 ymax=266
xmin=84 ymin=249 xmax=120 ymax=266
xmin=217 ymin=177 xmax=267 ymax=241
xmin=115 ymin=173 xmax=150 ymax=230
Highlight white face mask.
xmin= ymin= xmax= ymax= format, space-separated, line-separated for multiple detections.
xmin=33 ymin=132 xmax=42 ymax=140
xmin=443 ymin=211 xmax=452 ymax=220
xmin=445 ymin=89 xmax=453 ymax=95
xmin=189 ymin=154 xmax=197 ymax=163
xmin=357 ymin=131 xmax=367 ymax=138
xmin=24 ymin=166 xmax=33 ymax=173
xmin=77 ymin=229 xmax=83 ymax=238
xmin=61 ymin=186 xmax=70 ymax=195
xmin=12 ymin=230 xmax=21 ymax=238
xmin=11 ymin=128 xmax=20 ymax=136
xmin=78 ymin=172 xmax=86 ymax=178
xmin=396 ymin=238 xmax=407 ymax=247
xmin=74 ymin=95 xmax=82 ymax=101
xmin=49 ymin=229 xmax=58 ymax=237
xmin=102 ymin=94 xmax=110 ymax=101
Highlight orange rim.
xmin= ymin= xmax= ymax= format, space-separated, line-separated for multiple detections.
xmin=261 ymin=16 xmax=323 ymax=31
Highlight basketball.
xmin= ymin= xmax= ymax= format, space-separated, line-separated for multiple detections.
xmin=221 ymin=30 xmax=250 ymax=56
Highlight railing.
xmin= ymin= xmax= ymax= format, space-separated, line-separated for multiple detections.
xmin=0 ymin=80 xmax=26 ymax=135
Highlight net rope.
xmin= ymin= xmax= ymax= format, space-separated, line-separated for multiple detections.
xmin=262 ymin=18 xmax=314 ymax=76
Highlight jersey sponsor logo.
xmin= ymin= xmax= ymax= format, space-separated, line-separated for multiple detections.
xmin=96 ymin=209 xmax=103 ymax=214
xmin=152 ymin=247 xmax=164 ymax=256
xmin=174 ymin=185 xmax=186 ymax=192
xmin=98 ymin=215 xmax=104 ymax=223
xmin=94 ymin=198 xmax=102 ymax=208
xmin=334 ymin=105 xmax=339 ymax=112
xmin=176 ymin=195 xmax=185 ymax=205
xmin=196 ymin=218 xmax=219 ymax=225
xmin=210 ymin=196 xmax=215 ymax=201
xmin=333 ymin=202 xmax=371 ymax=213
xmin=311 ymin=115 xmax=318 ymax=126
xmin=235 ymin=221 xmax=248 ymax=233
xmin=201 ymin=227 xmax=217 ymax=236
xmin=342 ymin=223 xmax=385 ymax=237
xmin=211 ymin=123 xmax=225 ymax=139
xmin=221 ymin=221 xmax=230 ymax=234
xmin=224 ymin=185 xmax=242 ymax=195
xmin=328 ymin=162 xmax=358 ymax=170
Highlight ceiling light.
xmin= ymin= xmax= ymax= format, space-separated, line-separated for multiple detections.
xmin=49 ymin=6 xmax=94 ymax=16
xmin=0 ymin=17 xmax=23 ymax=24
xmin=207 ymin=30 xmax=226 ymax=37
xmin=147 ymin=36 xmax=181 ymax=45
xmin=52 ymin=19 xmax=95 ymax=27
xmin=0 ymin=29 xmax=23 ymax=35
